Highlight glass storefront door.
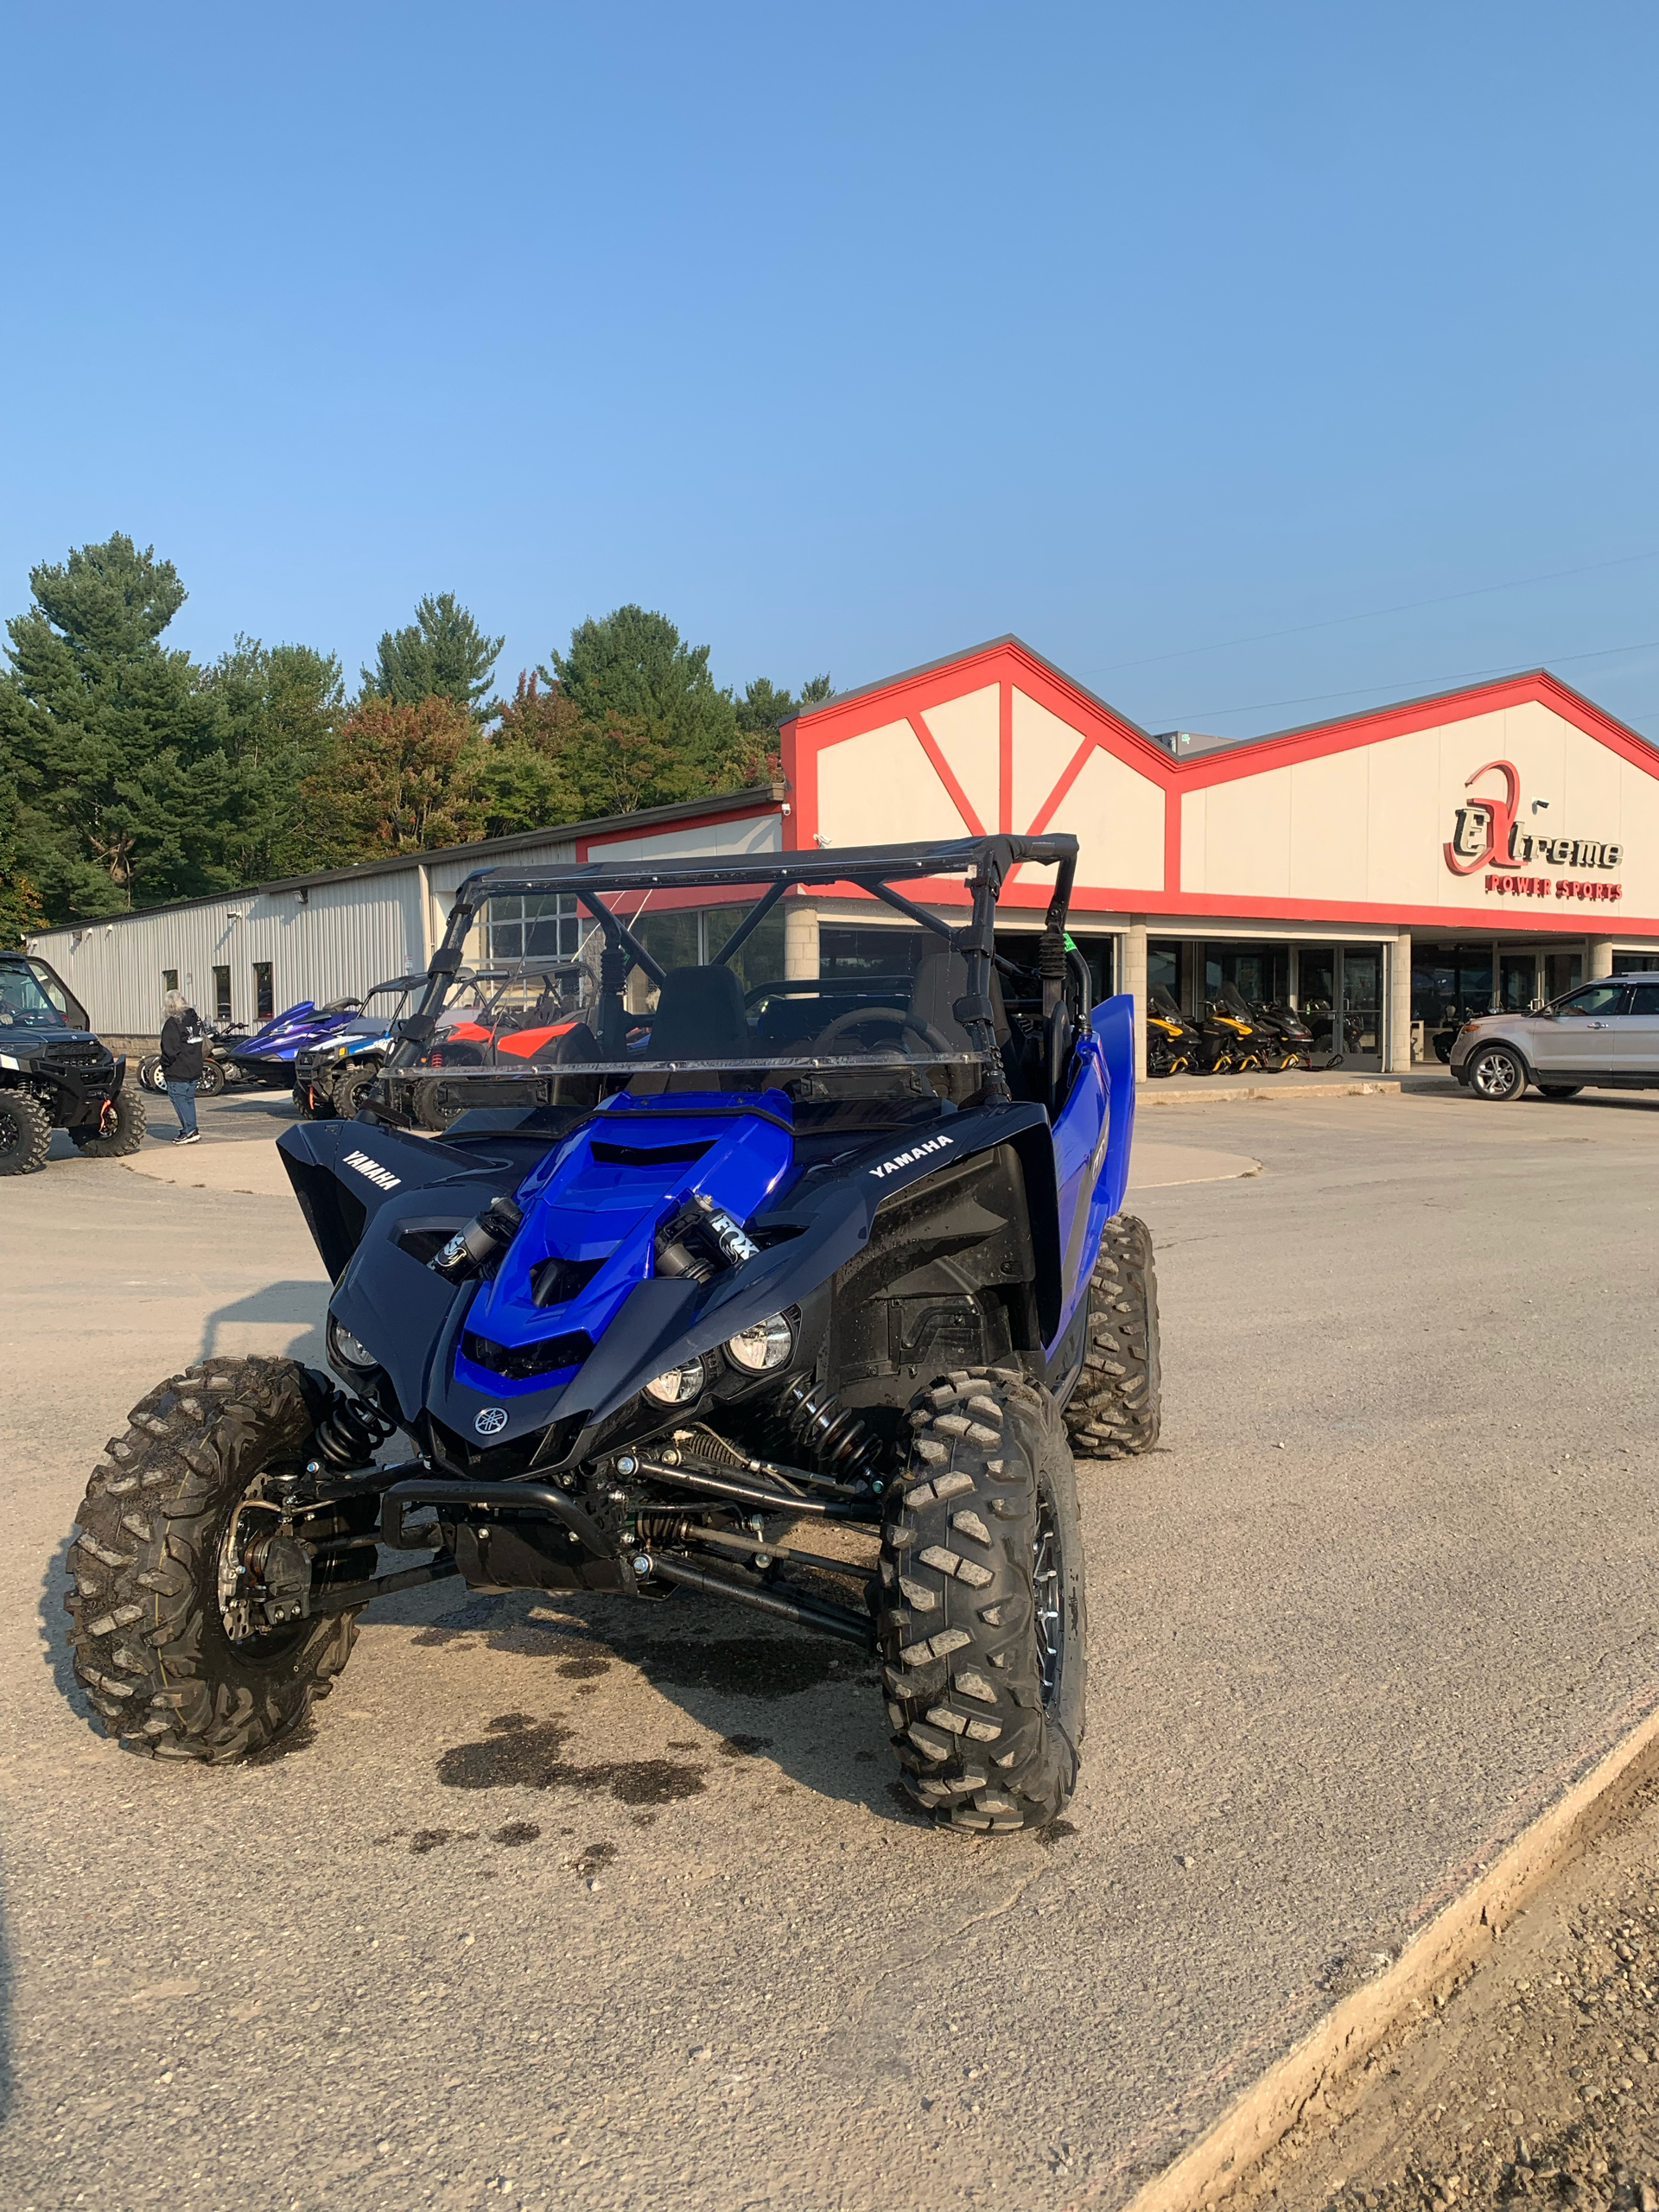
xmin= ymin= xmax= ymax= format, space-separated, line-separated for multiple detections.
xmin=1337 ymin=947 xmax=1383 ymax=1071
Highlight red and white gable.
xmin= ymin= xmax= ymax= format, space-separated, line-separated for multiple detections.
xmin=779 ymin=637 xmax=1659 ymax=935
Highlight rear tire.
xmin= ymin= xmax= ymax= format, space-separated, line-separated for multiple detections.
xmin=65 ymin=1357 xmax=374 ymax=1762
xmin=196 ymin=1058 xmax=226 ymax=1097
xmin=877 ymin=1369 xmax=1085 ymax=1834
xmin=1537 ymin=1084 xmax=1582 ymax=1100
xmin=69 ymin=1087 xmax=146 ymax=1157
xmin=1064 ymin=1212 xmax=1162 ymax=1459
xmin=0 ymin=1090 xmax=53 ymax=1175
xmin=1469 ymin=1045 xmax=1527 ymax=1102
xmin=139 ymin=1053 xmax=167 ymax=1093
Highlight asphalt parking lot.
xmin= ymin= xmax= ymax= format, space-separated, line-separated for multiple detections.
xmin=2 ymin=1084 xmax=1656 ymax=2212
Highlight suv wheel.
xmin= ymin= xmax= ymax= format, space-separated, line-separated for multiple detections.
xmin=1064 ymin=1213 xmax=1162 ymax=1459
xmin=0 ymin=1090 xmax=53 ymax=1175
xmin=1469 ymin=1045 xmax=1527 ymax=1102
xmin=66 ymin=1357 xmax=376 ymax=1762
xmin=876 ymin=1368 xmax=1085 ymax=1834
xmin=70 ymin=1088 xmax=147 ymax=1157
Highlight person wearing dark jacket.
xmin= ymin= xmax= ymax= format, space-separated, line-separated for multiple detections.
xmin=159 ymin=988 xmax=204 ymax=1142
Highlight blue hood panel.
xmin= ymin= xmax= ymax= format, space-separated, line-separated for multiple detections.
xmin=447 ymin=1090 xmax=795 ymax=1404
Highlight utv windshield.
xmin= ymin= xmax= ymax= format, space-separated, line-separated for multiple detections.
xmin=0 ymin=959 xmax=89 ymax=1031
xmin=392 ymin=838 xmax=1081 ymax=1134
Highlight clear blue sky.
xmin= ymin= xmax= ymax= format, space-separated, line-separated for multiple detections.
xmin=3 ymin=1 xmax=1656 ymax=741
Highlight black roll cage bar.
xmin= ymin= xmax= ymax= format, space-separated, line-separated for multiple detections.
xmin=389 ymin=835 xmax=1080 ymax=1103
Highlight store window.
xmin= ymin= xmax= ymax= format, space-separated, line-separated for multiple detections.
xmin=1613 ymin=953 xmax=1659 ymax=973
xmin=1203 ymin=942 xmax=1290 ymax=1008
xmin=1545 ymin=951 xmax=1583 ymax=1000
xmin=213 ymin=965 xmax=232 ymax=1021
xmin=487 ymin=893 xmax=584 ymax=963
xmin=1499 ymin=953 xmax=1541 ymax=1011
xmin=821 ymin=925 xmax=925 ymax=979
xmin=162 ymin=968 xmax=178 ymax=993
xmin=252 ymin=961 xmax=274 ymax=1019
xmin=1412 ymin=944 xmax=1496 ymax=1028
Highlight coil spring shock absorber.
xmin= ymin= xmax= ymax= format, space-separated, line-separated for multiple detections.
xmin=635 ymin=1509 xmax=703 ymax=1545
xmin=313 ymin=1389 xmax=396 ymax=1471
xmin=777 ymin=1376 xmax=883 ymax=1487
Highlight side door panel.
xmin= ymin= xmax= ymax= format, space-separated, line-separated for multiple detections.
xmin=1526 ymin=984 xmax=1624 ymax=1078
xmin=1612 ymin=981 xmax=1659 ymax=1081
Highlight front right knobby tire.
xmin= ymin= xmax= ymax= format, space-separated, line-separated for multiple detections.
xmin=70 ymin=1086 xmax=147 ymax=1157
xmin=66 ymin=1357 xmax=374 ymax=1762
xmin=877 ymin=1369 xmax=1085 ymax=1834
xmin=1064 ymin=1212 xmax=1162 ymax=1459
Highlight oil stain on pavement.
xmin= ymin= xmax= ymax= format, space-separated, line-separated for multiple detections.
xmin=436 ymin=1712 xmax=708 ymax=1805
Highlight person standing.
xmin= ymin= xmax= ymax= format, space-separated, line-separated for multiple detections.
xmin=159 ymin=988 xmax=204 ymax=1144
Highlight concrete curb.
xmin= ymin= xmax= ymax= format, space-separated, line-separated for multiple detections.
xmin=1139 ymin=1080 xmax=1402 ymax=1108
xmin=1116 ymin=1697 xmax=1659 ymax=2212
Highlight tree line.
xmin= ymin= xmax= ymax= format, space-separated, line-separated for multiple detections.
xmin=0 ymin=533 xmax=831 ymax=936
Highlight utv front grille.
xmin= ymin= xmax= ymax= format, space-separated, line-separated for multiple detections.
xmin=461 ymin=1328 xmax=594 ymax=1382
xmin=43 ymin=1046 xmax=111 ymax=1073
xmin=588 ymin=1139 xmax=711 ymax=1167
xmin=530 ymin=1255 xmax=606 ymax=1307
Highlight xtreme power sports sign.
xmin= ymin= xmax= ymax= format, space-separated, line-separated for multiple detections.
xmin=1446 ymin=760 xmax=1625 ymax=906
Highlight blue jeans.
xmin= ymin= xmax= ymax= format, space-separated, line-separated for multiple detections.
xmin=166 ymin=1079 xmax=199 ymax=1135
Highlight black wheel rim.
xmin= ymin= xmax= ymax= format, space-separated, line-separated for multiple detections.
xmin=1032 ymin=1487 xmax=1064 ymax=1707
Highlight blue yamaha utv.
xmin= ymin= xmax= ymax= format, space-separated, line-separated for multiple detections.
xmin=66 ymin=836 xmax=1160 ymax=1834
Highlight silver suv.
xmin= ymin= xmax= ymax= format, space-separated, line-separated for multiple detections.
xmin=1450 ymin=977 xmax=1659 ymax=1102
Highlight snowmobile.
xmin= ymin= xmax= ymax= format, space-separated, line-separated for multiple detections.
xmin=64 ymin=836 xmax=1161 ymax=1837
xmin=1198 ymin=980 xmax=1273 ymax=1073
xmin=1146 ymin=985 xmax=1205 ymax=1076
xmin=1246 ymin=996 xmax=1315 ymax=1072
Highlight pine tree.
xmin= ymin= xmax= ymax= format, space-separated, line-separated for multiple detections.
xmin=547 ymin=606 xmax=739 ymax=788
xmin=362 ymin=592 xmax=504 ymax=721
xmin=0 ymin=533 xmax=228 ymax=918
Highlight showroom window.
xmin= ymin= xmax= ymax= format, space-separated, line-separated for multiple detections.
xmin=252 ymin=960 xmax=274 ymax=1019
xmin=162 ymin=968 xmax=178 ymax=993
xmin=487 ymin=893 xmax=584 ymax=963
xmin=213 ymin=965 xmax=232 ymax=1020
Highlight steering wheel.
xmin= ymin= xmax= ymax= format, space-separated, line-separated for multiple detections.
xmin=815 ymin=1005 xmax=957 ymax=1058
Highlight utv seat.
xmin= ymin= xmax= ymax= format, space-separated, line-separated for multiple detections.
xmin=631 ymin=966 xmax=753 ymax=1094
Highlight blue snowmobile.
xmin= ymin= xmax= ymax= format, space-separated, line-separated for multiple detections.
xmin=65 ymin=837 xmax=1160 ymax=1834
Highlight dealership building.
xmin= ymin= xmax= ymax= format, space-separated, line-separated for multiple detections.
xmin=29 ymin=635 xmax=1659 ymax=1076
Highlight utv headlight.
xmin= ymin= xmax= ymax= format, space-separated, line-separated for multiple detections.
xmin=328 ymin=1317 xmax=377 ymax=1372
xmin=0 ymin=1053 xmax=18 ymax=1070
xmin=645 ymin=1358 xmax=706 ymax=1406
xmin=725 ymin=1313 xmax=793 ymax=1373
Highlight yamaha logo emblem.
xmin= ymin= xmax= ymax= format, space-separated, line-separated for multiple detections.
xmin=474 ymin=1406 xmax=509 ymax=1435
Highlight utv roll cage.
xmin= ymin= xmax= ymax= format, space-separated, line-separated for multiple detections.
xmin=386 ymin=835 xmax=1080 ymax=1107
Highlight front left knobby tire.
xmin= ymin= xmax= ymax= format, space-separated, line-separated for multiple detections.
xmin=69 ymin=1087 xmax=147 ymax=1158
xmin=1064 ymin=1212 xmax=1162 ymax=1459
xmin=0 ymin=1090 xmax=53 ymax=1175
xmin=66 ymin=1357 xmax=377 ymax=1763
xmin=876 ymin=1368 xmax=1086 ymax=1834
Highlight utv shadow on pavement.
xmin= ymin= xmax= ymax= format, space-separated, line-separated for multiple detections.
xmin=195 ymin=1281 xmax=327 ymax=1363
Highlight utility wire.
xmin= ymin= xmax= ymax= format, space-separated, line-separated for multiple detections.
xmin=1144 ymin=636 xmax=1659 ymax=728
xmin=1075 ymin=549 xmax=1659 ymax=681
